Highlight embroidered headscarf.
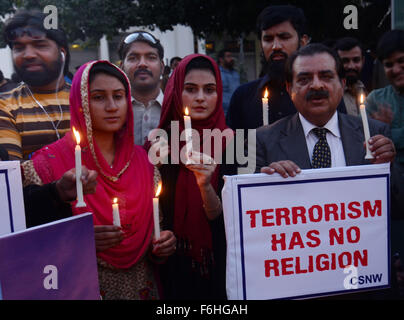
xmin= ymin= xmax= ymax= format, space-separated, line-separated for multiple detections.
xmin=31 ymin=60 xmax=155 ymax=269
xmin=157 ymin=54 xmax=230 ymax=264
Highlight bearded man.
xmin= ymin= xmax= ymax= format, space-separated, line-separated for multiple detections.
xmin=226 ymin=5 xmax=346 ymax=131
xmin=0 ymin=9 xmax=71 ymax=160
xmin=334 ymin=37 xmax=367 ymax=116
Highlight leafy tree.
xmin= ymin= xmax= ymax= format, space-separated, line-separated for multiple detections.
xmin=0 ymin=0 xmax=391 ymax=49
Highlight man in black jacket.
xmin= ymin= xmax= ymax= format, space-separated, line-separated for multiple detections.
xmin=256 ymin=44 xmax=395 ymax=174
xmin=226 ymin=5 xmax=346 ymax=131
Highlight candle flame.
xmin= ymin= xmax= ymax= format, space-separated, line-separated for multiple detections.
xmin=264 ymin=88 xmax=269 ymax=99
xmin=113 ymin=197 xmax=118 ymax=204
xmin=155 ymin=181 xmax=162 ymax=197
xmin=184 ymin=107 xmax=189 ymax=116
xmin=72 ymin=126 xmax=81 ymax=144
xmin=360 ymin=94 xmax=365 ymax=104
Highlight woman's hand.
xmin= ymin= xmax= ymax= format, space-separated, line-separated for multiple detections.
xmin=186 ymin=151 xmax=216 ymax=188
xmin=186 ymin=151 xmax=222 ymax=220
xmin=94 ymin=225 xmax=124 ymax=252
xmin=55 ymin=166 xmax=98 ymax=202
xmin=152 ymin=230 xmax=176 ymax=257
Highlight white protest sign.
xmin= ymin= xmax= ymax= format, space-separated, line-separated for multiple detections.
xmin=0 ymin=161 xmax=26 ymax=235
xmin=222 ymin=163 xmax=390 ymax=300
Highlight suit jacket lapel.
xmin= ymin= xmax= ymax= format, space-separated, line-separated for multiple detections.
xmin=339 ymin=113 xmax=367 ymax=166
xmin=279 ymin=114 xmax=312 ymax=169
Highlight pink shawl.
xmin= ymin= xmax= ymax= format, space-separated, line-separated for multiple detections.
xmin=157 ymin=54 xmax=230 ymax=263
xmin=31 ymin=60 xmax=154 ymax=269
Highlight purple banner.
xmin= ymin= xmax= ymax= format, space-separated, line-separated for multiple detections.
xmin=0 ymin=213 xmax=100 ymax=300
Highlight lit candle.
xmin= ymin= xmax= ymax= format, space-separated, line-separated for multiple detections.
xmin=359 ymin=94 xmax=374 ymax=159
xmin=153 ymin=182 xmax=162 ymax=239
xmin=184 ymin=107 xmax=193 ymax=164
xmin=262 ymin=88 xmax=269 ymax=126
xmin=72 ymin=127 xmax=86 ymax=207
xmin=112 ymin=198 xmax=121 ymax=227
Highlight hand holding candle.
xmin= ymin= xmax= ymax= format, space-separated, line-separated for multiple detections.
xmin=359 ymin=94 xmax=374 ymax=159
xmin=153 ymin=182 xmax=162 ymax=240
xmin=184 ymin=107 xmax=193 ymax=164
xmin=112 ymin=197 xmax=121 ymax=227
xmin=72 ymin=127 xmax=86 ymax=207
xmin=262 ymin=88 xmax=269 ymax=126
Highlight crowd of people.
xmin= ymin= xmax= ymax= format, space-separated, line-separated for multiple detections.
xmin=0 ymin=4 xmax=403 ymax=300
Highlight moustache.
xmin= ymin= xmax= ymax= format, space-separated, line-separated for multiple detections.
xmin=306 ymin=90 xmax=329 ymax=101
xmin=133 ymin=69 xmax=153 ymax=78
xmin=21 ymin=60 xmax=45 ymax=70
xmin=345 ymin=69 xmax=359 ymax=75
xmin=269 ymin=51 xmax=288 ymax=61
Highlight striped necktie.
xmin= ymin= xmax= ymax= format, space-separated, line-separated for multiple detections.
xmin=311 ymin=127 xmax=331 ymax=168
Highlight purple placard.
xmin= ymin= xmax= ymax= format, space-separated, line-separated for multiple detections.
xmin=0 ymin=213 xmax=100 ymax=300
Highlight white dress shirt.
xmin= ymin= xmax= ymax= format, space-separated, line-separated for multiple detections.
xmin=132 ymin=90 xmax=164 ymax=146
xmin=299 ymin=111 xmax=347 ymax=167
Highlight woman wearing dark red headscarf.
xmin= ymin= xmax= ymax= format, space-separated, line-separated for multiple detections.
xmin=150 ymin=54 xmax=236 ymax=299
xmin=22 ymin=60 xmax=176 ymax=299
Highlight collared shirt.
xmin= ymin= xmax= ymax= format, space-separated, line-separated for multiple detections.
xmin=132 ymin=90 xmax=164 ymax=146
xmin=343 ymin=80 xmax=366 ymax=117
xmin=219 ymin=66 xmax=240 ymax=116
xmin=299 ymin=111 xmax=346 ymax=167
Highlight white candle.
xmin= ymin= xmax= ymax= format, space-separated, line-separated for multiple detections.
xmin=184 ymin=107 xmax=193 ymax=164
xmin=73 ymin=127 xmax=86 ymax=207
xmin=262 ymin=88 xmax=269 ymax=126
xmin=112 ymin=198 xmax=121 ymax=227
xmin=153 ymin=182 xmax=162 ymax=239
xmin=359 ymin=94 xmax=374 ymax=159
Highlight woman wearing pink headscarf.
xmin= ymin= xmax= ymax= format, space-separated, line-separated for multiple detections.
xmin=149 ymin=54 xmax=236 ymax=299
xmin=22 ymin=60 xmax=176 ymax=299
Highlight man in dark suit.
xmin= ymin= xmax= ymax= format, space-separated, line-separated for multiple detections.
xmin=255 ymin=43 xmax=400 ymax=299
xmin=256 ymin=43 xmax=395 ymax=175
xmin=226 ymin=5 xmax=346 ymax=132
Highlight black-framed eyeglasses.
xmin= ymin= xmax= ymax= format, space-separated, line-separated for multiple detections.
xmin=124 ymin=32 xmax=157 ymax=45
xmin=6 ymin=27 xmax=46 ymax=42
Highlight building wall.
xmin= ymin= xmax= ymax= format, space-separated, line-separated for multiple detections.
xmin=0 ymin=47 xmax=13 ymax=79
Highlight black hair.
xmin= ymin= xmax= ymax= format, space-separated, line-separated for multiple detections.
xmin=3 ymin=9 xmax=70 ymax=75
xmin=170 ymin=56 xmax=182 ymax=66
xmin=217 ymin=49 xmax=231 ymax=60
xmin=256 ymin=5 xmax=307 ymax=39
xmin=89 ymin=62 xmax=129 ymax=96
xmin=0 ymin=70 xmax=4 ymax=83
xmin=334 ymin=37 xmax=363 ymax=55
xmin=118 ymin=31 xmax=164 ymax=61
xmin=286 ymin=43 xmax=345 ymax=83
xmin=376 ymin=30 xmax=404 ymax=61
xmin=185 ymin=57 xmax=216 ymax=76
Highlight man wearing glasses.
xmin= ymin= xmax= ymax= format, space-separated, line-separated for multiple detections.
xmin=0 ymin=9 xmax=71 ymax=160
xmin=118 ymin=31 xmax=165 ymax=146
